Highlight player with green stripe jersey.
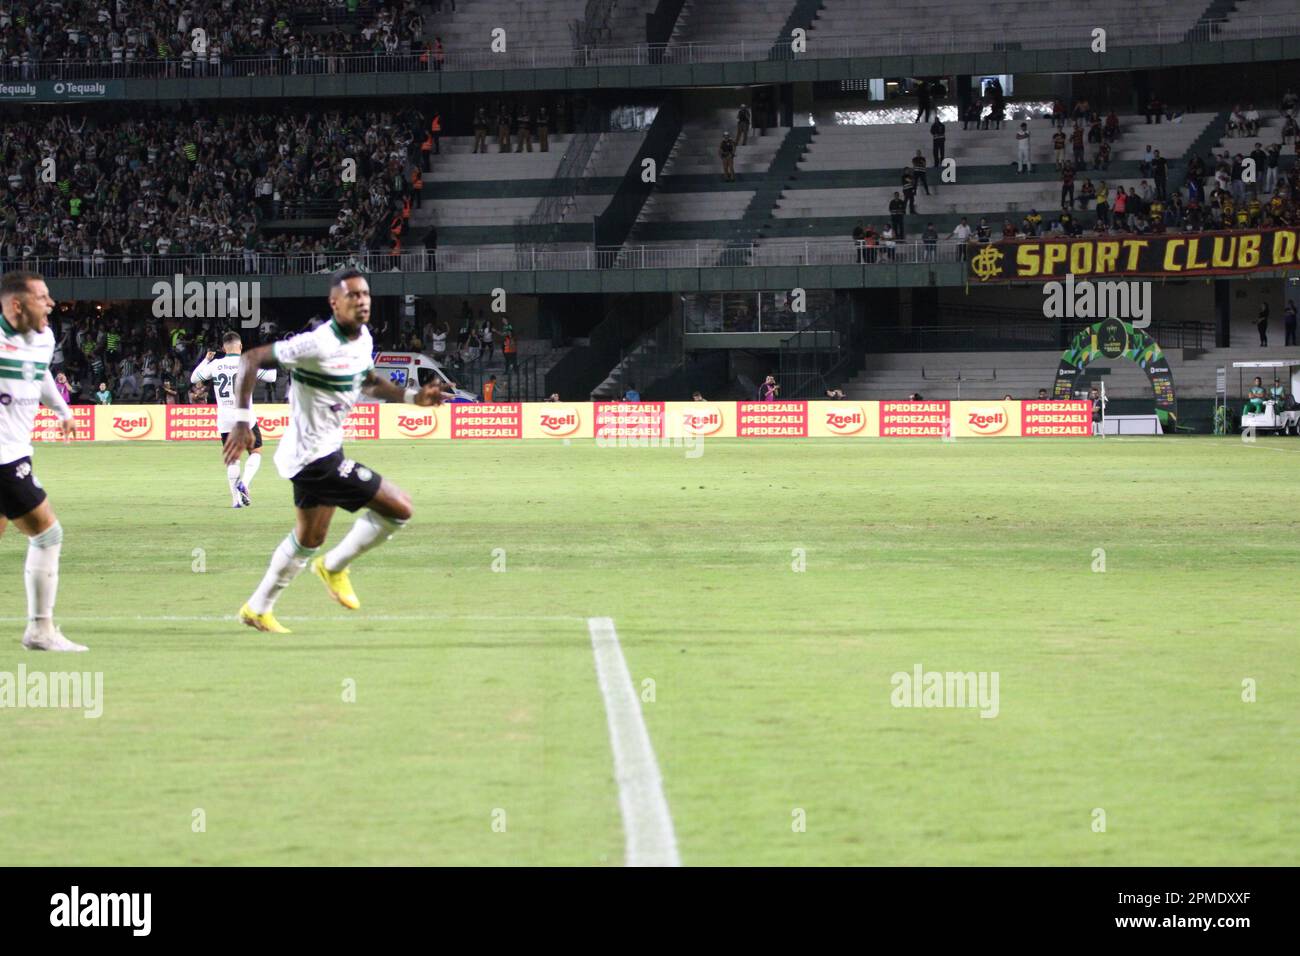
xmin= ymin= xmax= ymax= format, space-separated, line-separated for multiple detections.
xmin=223 ymin=268 xmax=452 ymax=634
xmin=0 ymin=272 xmax=84 ymax=652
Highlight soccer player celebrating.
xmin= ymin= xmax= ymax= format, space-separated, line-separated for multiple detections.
xmin=223 ymin=269 xmax=448 ymax=633
xmin=191 ymin=331 xmax=277 ymax=508
xmin=0 ymin=271 xmax=84 ymax=652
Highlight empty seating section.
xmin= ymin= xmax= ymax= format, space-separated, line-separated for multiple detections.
xmin=670 ymin=0 xmax=796 ymax=46
xmin=809 ymin=0 xmax=1210 ymax=51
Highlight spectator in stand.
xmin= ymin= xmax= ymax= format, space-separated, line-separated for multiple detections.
xmin=503 ymin=328 xmax=517 ymax=371
xmin=853 ymin=221 xmax=867 ymax=263
xmin=1104 ymin=110 xmax=1120 ymax=143
xmin=1061 ymin=161 xmax=1076 ymax=208
xmin=95 ymin=381 xmax=112 ymax=404
xmin=1071 ymin=122 xmax=1085 ymax=168
xmin=759 ymin=375 xmax=779 ymax=401
xmin=915 ymin=81 xmax=933 ymax=124
xmin=901 ymin=167 xmax=918 ymax=217
xmin=922 ymin=222 xmax=938 ymax=261
xmin=736 ymin=104 xmax=750 ymax=146
xmin=719 ymin=131 xmax=736 ymax=182
xmin=1015 ymin=123 xmax=1032 ymax=174
xmin=472 ymin=106 xmax=489 ymax=154
xmin=1052 ymin=128 xmax=1066 ymax=169
xmin=1146 ymin=95 xmax=1163 ymax=125
xmin=1285 ymin=300 xmax=1298 ymax=346
xmin=482 ymin=375 xmax=497 ymax=403
xmin=1152 ymin=150 xmax=1169 ymax=200
xmin=949 ymin=217 xmax=972 ymax=260
xmin=1258 ymin=298 xmax=1270 ymax=347
xmin=624 ymin=384 xmax=641 ymax=401
xmin=537 ymin=107 xmax=550 ymax=152
xmin=888 ymin=193 xmax=906 ymax=238
xmin=911 ymin=150 xmax=930 ymax=196
xmin=930 ymin=117 xmax=946 ymax=165
xmin=1245 ymin=104 xmax=1261 ymax=137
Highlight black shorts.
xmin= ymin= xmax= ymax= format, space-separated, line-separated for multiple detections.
xmin=291 ymin=450 xmax=383 ymax=512
xmin=0 ymin=456 xmax=48 ymax=520
xmin=220 ymin=422 xmax=263 ymax=450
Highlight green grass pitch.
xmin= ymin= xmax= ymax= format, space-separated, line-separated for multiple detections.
xmin=0 ymin=436 xmax=1295 ymax=865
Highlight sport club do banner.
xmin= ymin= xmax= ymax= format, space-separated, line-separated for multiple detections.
xmin=31 ymin=401 xmax=1098 ymax=442
xmin=967 ymin=227 xmax=1300 ymax=283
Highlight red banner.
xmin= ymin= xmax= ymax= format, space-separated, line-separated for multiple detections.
xmin=451 ymin=403 xmax=522 ymax=439
xmin=165 ymin=405 xmax=218 ymax=441
xmin=32 ymin=405 xmax=95 ymax=442
xmin=594 ymin=402 xmax=665 ymax=440
xmin=880 ymin=401 xmax=951 ymax=437
xmin=1021 ymin=400 xmax=1092 ymax=436
xmin=737 ymin=401 xmax=808 ymax=437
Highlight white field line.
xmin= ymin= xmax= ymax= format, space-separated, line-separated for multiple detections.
xmin=0 ymin=613 xmax=586 ymax=623
xmin=586 ymin=616 xmax=680 ymax=868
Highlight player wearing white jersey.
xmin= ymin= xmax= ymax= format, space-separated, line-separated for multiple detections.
xmin=191 ymin=331 xmax=277 ymax=508
xmin=223 ymin=268 xmax=450 ymax=634
xmin=0 ymin=272 xmax=85 ymax=652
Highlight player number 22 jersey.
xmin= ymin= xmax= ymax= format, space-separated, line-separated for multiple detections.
xmin=191 ymin=354 xmax=277 ymax=432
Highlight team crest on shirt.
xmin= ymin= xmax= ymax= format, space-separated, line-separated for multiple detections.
xmin=15 ymin=462 xmax=30 ymax=479
xmin=357 ymin=467 xmax=372 ymax=482
xmin=21 ymin=361 xmax=35 ymax=382
xmin=337 ymin=458 xmax=356 ymax=478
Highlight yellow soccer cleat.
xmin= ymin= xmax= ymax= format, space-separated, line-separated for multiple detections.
xmin=240 ymin=603 xmax=291 ymax=634
xmin=311 ymin=557 xmax=360 ymax=610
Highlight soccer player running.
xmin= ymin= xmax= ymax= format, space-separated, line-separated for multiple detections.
xmin=192 ymin=331 xmax=278 ymax=508
xmin=0 ymin=271 xmax=84 ymax=652
xmin=223 ymin=269 xmax=448 ymax=633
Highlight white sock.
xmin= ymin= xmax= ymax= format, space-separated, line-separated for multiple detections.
xmin=323 ymin=511 xmax=406 ymax=573
xmin=248 ymin=532 xmax=318 ymax=614
xmin=25 ymin=521 xmax=62 ymax=625
xmin=226 ymin=461 xmax=241 ymax=499
xmin=242 ymin=452 xmax=262 ymax=489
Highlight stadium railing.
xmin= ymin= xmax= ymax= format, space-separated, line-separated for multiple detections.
xmin=4 ymin=15 xmax=1297 ymax=82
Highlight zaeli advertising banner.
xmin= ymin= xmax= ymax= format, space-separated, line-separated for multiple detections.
xmin=968 ymin=228 xmax=1300 ymax=283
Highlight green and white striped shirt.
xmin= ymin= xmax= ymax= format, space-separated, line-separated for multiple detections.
xmin=270 ymin=319 xmax=373 ymax=478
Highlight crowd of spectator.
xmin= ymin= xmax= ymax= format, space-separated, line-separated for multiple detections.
xmin=0 ymin=0 xmax=432 ymax=78
xmin=0 ymin=105 xmax=428 ymax=274
xmin=851 ymin=93 xmax=1300 ymax=259
xmin=43 ymin=303 xmax=292 ymax=405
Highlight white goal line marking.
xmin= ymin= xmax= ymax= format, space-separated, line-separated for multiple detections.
xmin=587 ymin=616 xmax=680 ymax=867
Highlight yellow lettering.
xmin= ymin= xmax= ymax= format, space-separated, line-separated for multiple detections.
xmin=1122 ymin=240 xmax=1149 ymax=271
xmin=1016 ymin=243 xmax=1042 ymax=277
xmin=1069 ymin=241 xmax=1094 ymax=275
xmin=1239 ymin=233 xmax=1261 ymax=269
xmin=1095 ymin=241 xmax=1120 ymax=275
xmin=1211 ymin=236 xmax=1236 ymax=268
xmin=1273 ymin=230 xmax=1297 ymax=266
xmin=1043 ymin=243 xmax=1068 ymax=276
xmin=1186 ymin=238 xmax=1209 ymax=271
xmin=1163 ymin=239 xmax=1185 ymax=272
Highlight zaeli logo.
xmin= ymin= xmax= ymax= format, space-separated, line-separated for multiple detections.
xmin=537 ymin=408 xmax=580 ymax=436
xmin=824 ymin=406 xmax=867 ymax=435
xmin=396 ymin=412 xmax=437 ymax=438
xmin=257 ymin=414 xmax=290 ymax=439
xmin=679 ymin=407 xmax=723 ymax=436
xmin=111 ymin=413 xmax=153 ymax=439
xmin=966 ymin=407 xmax=1009 ymax=434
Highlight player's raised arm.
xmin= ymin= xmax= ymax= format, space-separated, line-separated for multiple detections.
xmin=223 ymin=344 xmax=279 ymax=465
xmin=38 ymin=368 xmax=76 ymax=441
xmin=191 ymin=350 xmax=216 ymax=384
xmin=359 ymin=368 xmax=448 ymax=406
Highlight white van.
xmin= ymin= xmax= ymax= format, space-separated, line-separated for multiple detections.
xmin=371 ymin=351 xmax=478 ymax=402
